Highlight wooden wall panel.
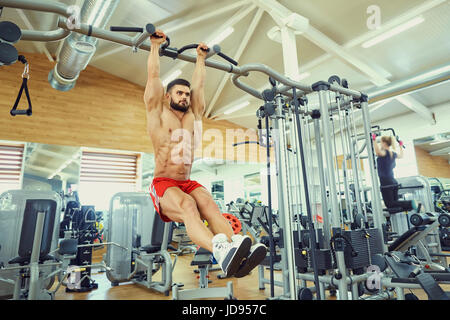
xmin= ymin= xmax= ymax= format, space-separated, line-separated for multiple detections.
xmin=335 ymin=154 xmax=364 ymax=170
xmin=0 ymin=53 xmax=270 ymax=162
xmin=415 ymin=146 xmax=450 ymax=178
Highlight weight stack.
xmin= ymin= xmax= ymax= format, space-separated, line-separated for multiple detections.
xmin=343 ymin=228 xmax=384 ymax=273
xmin=309 ymin=249 xmax=333 ymax=275
xmin=294 ymin=249 xmax=332 ymax=274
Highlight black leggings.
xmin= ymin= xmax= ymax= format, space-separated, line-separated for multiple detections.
xmin=379 ymin=177 xmax=413 ymax=210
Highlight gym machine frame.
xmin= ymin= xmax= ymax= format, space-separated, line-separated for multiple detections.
xmin=3 ymin=0 xmax=443 ymax=300
xmin=0 ymin=0 xmax=380 ymax=300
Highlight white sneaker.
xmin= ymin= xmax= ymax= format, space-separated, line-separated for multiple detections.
xmin=232 ymin=234 xmax=267 ymax=278
xmin=212 ymin=233 xmax=251 ymax=277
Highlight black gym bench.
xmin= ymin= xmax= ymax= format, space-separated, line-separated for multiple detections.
xmin=172 ymin=247 xmax=234 ymax=300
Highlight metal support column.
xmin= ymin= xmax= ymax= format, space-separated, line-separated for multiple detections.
xmin=360 ymin=100 xmax=384 ymax=232
xmin=272 ymin=95 xmax=297 ymax=300
xmin=316 ymin=87 xmax=348 ymax=300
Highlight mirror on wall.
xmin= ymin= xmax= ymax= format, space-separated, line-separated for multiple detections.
xmin=2 ymin=139 xmax=269 ymax=214
xmin=0 ymin=139 xmax=157 ymax=206
xmin=244 ymin=172 xmax=261 ymax=202
xmin=22 ymin=142 xmax=81 ymax=194
xmin=413 ymin=131 xmax=450 ymax=191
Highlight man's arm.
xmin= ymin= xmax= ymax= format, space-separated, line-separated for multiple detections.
xmin=143 ymin=30 xmax=166 ymax=113
xmin=190 ymin=43 xmax=207 ymax=120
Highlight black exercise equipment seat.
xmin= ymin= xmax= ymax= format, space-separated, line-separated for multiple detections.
xmin=383 ymin=207 xmax=405 ymax=215
xmin=58 ymin=238 xmax=78 ymax=256
xmin=385 ymin=251 xmax=449 ymax=300
xmin=388 ymin=226 xmax=424 ymax=252
xmin=8 ymin=199 xmax=57 ymax=266
xmin=141 ymin=245 xmax=161 ymax=254
xmin=191 ymin=247 xmax=214 ymax=266
xmin=8 ymin=254 xmax=56 ymax=266
xmin=134 ymin=214 xmax=170 ymax=254
xmin=381 ymin=183 xmax=415 ymax=215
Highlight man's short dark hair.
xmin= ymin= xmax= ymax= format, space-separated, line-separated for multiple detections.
xmin=166 ymin=78 xmax=191 ymax=93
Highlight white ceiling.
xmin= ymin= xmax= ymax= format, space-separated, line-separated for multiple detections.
xmin=3 ymin=0 xmax=450 ymax=128
xmin=2 ymin=0 xmax=450 ymax=172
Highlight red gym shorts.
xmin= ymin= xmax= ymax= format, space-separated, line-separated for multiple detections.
xmin=149 ymin=177 xmax=205 ymax=222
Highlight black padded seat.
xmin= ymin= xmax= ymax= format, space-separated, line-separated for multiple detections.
xmin=383 ymin=207 xmax=404 ymax=214
xmin=9 ymin=199 xmax=58 ymax=267
xmin=385 ymin=252 xmax=420 ymax=278
xmin=58 ymin=238 xmax=78 ymax=256
xmin=388 ymin=226 xmax=423 ymax=252
xmin=191 ymin=248 xmax=213 ymax=266
xmin=8 ymin=254 xmax=56 ymax=266
xmin=141 ymin=245 xmax=161 ymax=254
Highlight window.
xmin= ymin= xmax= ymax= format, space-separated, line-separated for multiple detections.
xmin=0 ymin=143 xmax=24 ymax=195
xmin=78 ymin=150 xmax=141 ymax=211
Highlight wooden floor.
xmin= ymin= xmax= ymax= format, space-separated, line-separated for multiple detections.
xmin=53 ymin=244 xmax=279 ymax=300
xmin=52 ymin=244 xmax=450 ymax=301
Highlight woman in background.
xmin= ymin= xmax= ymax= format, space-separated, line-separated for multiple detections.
xmin=372 ymin=135 xmax=418 ymax=211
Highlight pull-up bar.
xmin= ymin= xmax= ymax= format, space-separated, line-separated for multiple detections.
xmin=0 ymin=0 xmax=366 ymax=102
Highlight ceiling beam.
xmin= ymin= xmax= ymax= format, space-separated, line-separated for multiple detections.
xmin=34 ymin=148 xmax=74 ymax=160
xmin=161 ymin=4 xmax=256 ymax=87
xmin=91 ymin=0 xmax=247 ymax=62
xmin=164 ymin=0 xmax=248 ymax=35
xmin=25 ymin=164 xmax=54 ymax=173
xmin=214 ymin=110 xmax=258 ymax=121
xmin=205 ymin=7 xmax=264 ymax=118
xmin=302 ymin=26 xmax=435 ymax=123
xmin=218 ymin=0 xmax=442 ymax=123
xmin=24 ymin=165 xmax=75 ymax=181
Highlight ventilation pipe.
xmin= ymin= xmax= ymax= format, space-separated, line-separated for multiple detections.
xmin=48 ymin=0 xmax=119 ymax=91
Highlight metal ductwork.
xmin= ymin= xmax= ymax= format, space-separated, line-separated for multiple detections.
xmin=367 ymin=62 xmax=450 ymax=104
xmin=48 ymin=0 xmax=119 ymax=91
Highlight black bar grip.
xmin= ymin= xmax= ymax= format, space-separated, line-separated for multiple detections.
xmin=18 ymin=55 xmax=27 ymax=64
xmin=110 ymin=23 xmax=156 ymax=36
xmin=232 ymin=141 xmax=259 ymax=147
xmin=10 ymin=109 xmax=32 ymax=116
xmin=217 ymin=52 xmax=238 ymax=66
xmin=177 ymin=44 xmax=210 ymax=54
xmin=145 ymin=23 xmax=156 ymax=35
xmin=110 ymin=26 xmax=143 ymax=33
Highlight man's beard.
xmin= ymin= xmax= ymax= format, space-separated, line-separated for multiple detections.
xmin=170 ymin=99 xmax=189 ymax=113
